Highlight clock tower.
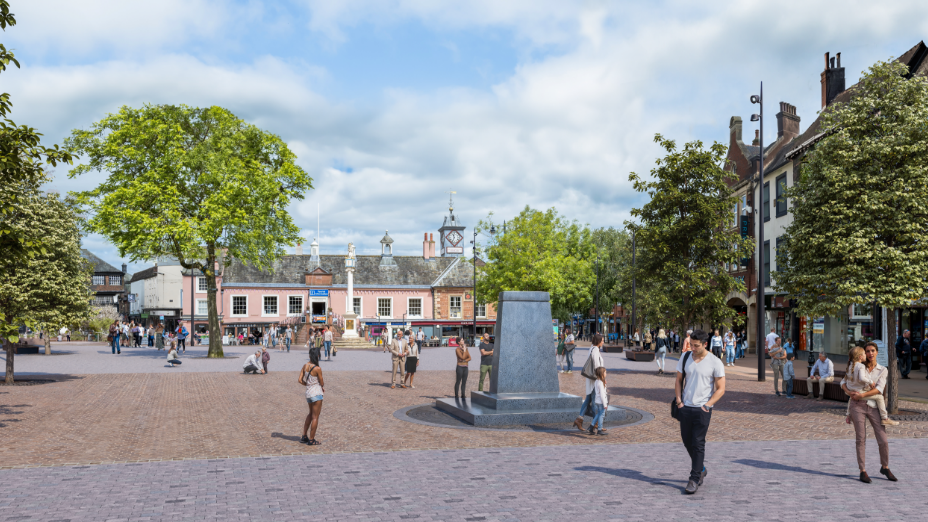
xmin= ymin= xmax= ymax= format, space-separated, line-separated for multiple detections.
xmin=438 ymin=191 xmax=466 ymax=257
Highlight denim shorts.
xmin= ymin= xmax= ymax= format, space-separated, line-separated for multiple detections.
xmin=306 ymin=394 xmax=323 ymax=403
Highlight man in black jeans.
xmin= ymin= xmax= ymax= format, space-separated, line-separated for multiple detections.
xmin=896 ymin=330 xmax=913 ymax=379
xmin=674 ymin=329 xmax=726 ymax=494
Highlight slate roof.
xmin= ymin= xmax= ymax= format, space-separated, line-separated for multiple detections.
xmin=126 ymin=266 xmax=158 ymax=283
xmin=80 ymin=249 xmax=122 ymax=274
xmin=223 ymin=255 xmax=476 ymax=288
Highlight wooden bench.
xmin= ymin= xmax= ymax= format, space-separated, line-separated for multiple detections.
xmin=792 ymin=368 xmax=848 ymax=402
xmin=625 ymin=350 xmax=655 ymax=361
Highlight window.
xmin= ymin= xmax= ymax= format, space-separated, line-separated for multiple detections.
xmin=232 ymin=296 xmax=247 ymax=316
xmin=263 ymin=295 xmax=278 ymax=316
xmin=852 ymin=303 xmax=872 ymax=319
xmin=353 ymin=297 xmax=361 ymax=315
xmin=288 ymin=295 xmax=303 ymax=316
xmin=92 ymin=295 xmax=113 ymax=306
xmin=92 ymin=275 xmax=105 ymax=285
xmin=476 ymin=303 xmax=487 ymax=318
xmin=377 ymin=298 xmax=392 ymax=318
xmin=197 ymin=277 xmax=208 ymax=292
xmin=450 ymin=296 xmax=462 ymax=318
xmin=762 ymin=182 xmax=770 ymax=222
xmin=775 ymin=174 xmax=787 ymax=217
xmin=109 ymin=275 xmax=121 ymax=285
xmin=196 ymin=299 xmax=208 ymax=316
xmin=763 ymin=240 xmax=771 ymax=287
xmin=408 ymin=298 xmax=422 ymax=318
xmin=732 ymin=203 xmax=738 ymax=228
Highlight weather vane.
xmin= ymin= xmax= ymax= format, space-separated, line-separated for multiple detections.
xmin=447 ymin=189 xmax=456 ymax=212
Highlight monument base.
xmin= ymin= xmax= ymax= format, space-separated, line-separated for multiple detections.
xmin=342 ymin=313 xmax=359 ymax=338
xmin=436 ymin=393 xmax=626 ymax=427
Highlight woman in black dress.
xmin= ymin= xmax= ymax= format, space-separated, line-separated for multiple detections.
xmin=403 ymin=330 xmax=419 ymax=389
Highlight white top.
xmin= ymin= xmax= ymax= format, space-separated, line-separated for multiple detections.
xmin=565 ymin=334 xmax=575 ymax=345
xmin=710 ymin=335 xmax=722 ymax=348
xmin=324 ymin=330 xmax=333 ymax=342
xmin=810 ymin=358 xmax=834 ymax=380
xmin=676 ymin=352 xmax=725 ymax=408
xmin=417 ymin=330 xmax=425 ymax=341
xmin=584 ymin=345 xmax=605 ymax=395
xmin=244 ymin=353 xmax=263 ymax=371
xmin=60 ymin=326 xmax=68 ymax=335
xmin=286 ymin=328 xmax=292 ymax=339
xmin=594 ymin=379 xmax=609 ymax=408
xmin=765 ymin=332 xmax=779 ymax=350
xmin=304 ymin=365 xmax=323 ymax=398
xmin=844 ymin=362 xmax=870 ymax=393
xmin=167 ymin=348 xmax=178 ymax=361
xmin=407 ymin=340 xmax=419 ymax=358
xmin=841 ymin=363 xmax=887 ymax=394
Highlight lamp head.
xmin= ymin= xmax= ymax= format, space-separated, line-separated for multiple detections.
xmin=750 ymin=114 xmax=760 ymax=122
xmin=750 ymin=95 xmax=760 ymax=104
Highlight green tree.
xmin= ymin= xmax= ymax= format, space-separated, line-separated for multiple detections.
xmin=777 ymin=59 xmax=928 ymax=413
xmin=67 ymin=104 xmax=313 ymax=358
xmin=628 ymin=134 xmax=751 ymax=332
xmin=0 ymin=0 xmax=75 ymax=376
xmin=477 ymin=207 xmax=595 ymax=324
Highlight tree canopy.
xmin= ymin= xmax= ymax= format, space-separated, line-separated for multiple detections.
xmin=628 ymin=134 xmax=751 ymax=331
xmin=777 ymin=59 xmax=928 ymax=412
xmin=67 ymin=104 xmax=313 ymax=357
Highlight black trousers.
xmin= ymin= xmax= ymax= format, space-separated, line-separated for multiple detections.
xmin=244 ymin=364 xmax=261 ymax=374
xmin=679 ymin=406 xmax=712 ymax=481
xmin=454 ymin=365 xmax=468 ymax=398
xmin=178 ymin=338 xmax=186 ymax=351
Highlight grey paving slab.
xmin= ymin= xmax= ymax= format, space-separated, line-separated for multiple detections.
xmin=0 ymin=438 xmax=918 ymax=521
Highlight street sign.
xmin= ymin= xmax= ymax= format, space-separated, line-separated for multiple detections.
xmin=309 ymin=289 xmax=329 ymax=297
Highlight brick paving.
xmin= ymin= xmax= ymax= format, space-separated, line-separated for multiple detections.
xmin=2 ymin=360 xmax=928 ymax=469
xmin=0 ymin=438 xmax=923 ymax=521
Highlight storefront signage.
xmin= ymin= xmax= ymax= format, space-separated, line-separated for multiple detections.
xmin=140 ymin=313 xmax=149 ymax=319
xmin=309 ymin=289 xmax=329 ymax=297
xmin=152 ymin=310 xmax=175 ymax=316
xmin=445 ymin=247 xmax=463 ymax=254
xmin=812 ymin=319 xmax=825 ymax=335
xmin=312 ymin=315 xmax=327 ymax=323
xmin=873 ymin=340 xmax=888 ymax=367
xmin=740 ymin=215 xmax=751 ymax=265
xmin=390 ymin=322 xmax=406 ymax=326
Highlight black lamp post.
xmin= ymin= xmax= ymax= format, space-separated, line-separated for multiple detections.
xmin=631 ymin=228 xmax=637 ymax=347
xmin=472 ymin=225 xmax=497 ymax=343
xmin=750 ymin=82 xmax=766 ymax=382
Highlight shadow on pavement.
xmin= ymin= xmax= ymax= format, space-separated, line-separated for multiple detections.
xmin=0 ymin=400 xmax=31 ymax=427
xmin=576 ymin=465 xmax=687 ymax=493
xmin=270 ymin=432 xmax=302 ymax=442
xmin=733 ymin=459 xmax=855 ymax=480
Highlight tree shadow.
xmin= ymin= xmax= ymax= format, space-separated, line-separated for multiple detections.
xmin=733 ymin=459 xmax=856 ymax=480
xmin=613 ymin=385 xmax=845 ymax=417
xmin=0 ymin=402 xmax=31 ymax=428
xmin=576 ymin=465 xmax=687 ymax=492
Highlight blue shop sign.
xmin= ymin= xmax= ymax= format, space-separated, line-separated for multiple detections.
xmin=309 ymin=289 xmax=329 ymax=297
xmin=391 ymin=322 xmax=406 ymax=326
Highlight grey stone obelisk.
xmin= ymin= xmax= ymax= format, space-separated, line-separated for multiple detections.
xmin=435 ymin=291 xmax=620 ymax=426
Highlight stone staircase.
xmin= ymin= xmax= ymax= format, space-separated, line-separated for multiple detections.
xmin=332 ymin=337 xmax=375 ymax=350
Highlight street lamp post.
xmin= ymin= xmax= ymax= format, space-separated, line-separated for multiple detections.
xmin=631 ymin=228 xmax=637 ymax=347
xmin=751 ymin=82 xmax=766 ymax=382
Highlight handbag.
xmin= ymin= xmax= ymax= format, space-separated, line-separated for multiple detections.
xmin=670 ymin=351 xmax=692 ymax=421
xmin=583 ymin=392 xmax=596 ymax=417
xmin=581 ymin=351 xmax=602 ymax=380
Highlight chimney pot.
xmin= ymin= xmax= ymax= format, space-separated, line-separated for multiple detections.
xmin=824 ymin=52 xmax=830 ymax=70
xmin=836 ymin=52 xmax=841 ymax=68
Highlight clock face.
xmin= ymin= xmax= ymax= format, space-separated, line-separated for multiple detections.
xmin=447 ymin=230 xmax=463 ymax=246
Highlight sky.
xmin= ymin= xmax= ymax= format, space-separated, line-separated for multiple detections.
xmin=5 ymin=0 xmax=928 ymax=274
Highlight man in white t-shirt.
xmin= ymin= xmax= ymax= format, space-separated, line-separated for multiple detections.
xmin=765 ymin=328 xmax=780 ymax=351
xmin=674 ymin=329 xmax=726 ymax=495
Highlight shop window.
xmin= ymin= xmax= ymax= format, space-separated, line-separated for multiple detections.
xmin=232 ymin=296 xmax=247 ymax=316
xmin=377 ymin=298 xmax=392 ymax=318
xmin=775 ymin=174 xmax=788 ymax=217
xmin=408 ymin=298 xmax=422 ymax=318
xmin=450 ymin=296 xmax=462 ymax=318
xmin=263 ymin=296 xmax=278 ymax=316
xmin=288 ymin=295 xmax=303 ymax=316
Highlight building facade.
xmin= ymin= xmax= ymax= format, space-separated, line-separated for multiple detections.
xmin=80 ymin=249 xmax=126 ymax=314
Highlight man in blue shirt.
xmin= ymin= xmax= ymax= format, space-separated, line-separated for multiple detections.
xmin=175 ymin=322 xmax=189 ymax=352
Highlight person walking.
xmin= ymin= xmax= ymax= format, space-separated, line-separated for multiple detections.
xmin=643 ymin=329 xmax=652 ymax=351
xmin=736 ymin=331 xmax=744 ymax=359
xmin=403 ymin=330 xmax=420 ymax=389
xmin=323 ymin=326 xmax=334 ymax=361
xmin=166 ymin=342 xmax=182 ymax=367
xmin=243 ymin=350 xmax=265 ymax=374
xmin=574 ymin=334 xmax=605 ymax=433
xmin=806 ymin=352 xmax=834 ymax=400
xmin=674 ymin=330 xmax=681 ymax=353
xmin=454 ymin=337 xmax=471 ymax=399
xmin=563 ymin=329 xmax=576 ymax=373
xmin=108 ymin=320 xmax=120 ymax=354
xmin=674 ymin=329 xmax=726 ymax=495
xmin=783 ymin=353 xmax=795 ymax=399
xmin=681 ymin=330 xmax=692 ymax=353
xmin=723 ymin=330 xmax=736 ymax=367
xmin=769 ymin=338 xmax=787 ymax=397
xmin=477 ymin=333 xmax=494 ymax=391
xmin=710 ymin=329 xmax=722 ymax=358
xmin=389 ymin=329 xmax=408 ymax=389
xmin=416 ymin=328 xmax=424 ymax=354
xmin=175 ymin=322 xmax=188 ymax=353
xmin=591 ymin=366 xmax=609 ymax=436
xmin=299 ymin=350 xmax=324 ymax=446
xmin=633 ymin=329 xmax=640 ymax=349
xmin=655 ymin=329 xmax=669 ymax=375
xmin=896 ymin=330 xmax=913 ymax=379
xmin=556 ymin=334 xmax=567 ymax=373
xmin=285 ymin=325 xmax=292 ymax=353
xmin=261 ymin=347 xmax=271 ymax=373
xmin=154 ymin=323 xmax=164 ymax=351
xmin=841 ymin=341 xmax=897 ymax=483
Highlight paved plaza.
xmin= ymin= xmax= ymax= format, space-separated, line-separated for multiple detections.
xmin=2 ymin=342 xmax=928 ymax=520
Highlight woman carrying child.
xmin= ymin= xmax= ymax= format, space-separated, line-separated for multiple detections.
xmin=843 ymin=346 xmax=898 ymax=427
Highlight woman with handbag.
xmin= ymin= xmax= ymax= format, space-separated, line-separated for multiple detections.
xmin=655 ymin=329 xmax=669 ymax=375
xmin=574 ymin=333 xmax=605 ymax=433
xmin=556 ymin=334 xmax=566 ymax=373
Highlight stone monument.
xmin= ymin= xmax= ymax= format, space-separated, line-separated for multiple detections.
xmin=435 ymin=291 xmax=624 ymax=426
xmin=342 ymin=243 xmax=359 ymax=338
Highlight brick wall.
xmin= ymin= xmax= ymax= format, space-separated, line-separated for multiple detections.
xmin=433 ymin=287 xmax=497 ymax=321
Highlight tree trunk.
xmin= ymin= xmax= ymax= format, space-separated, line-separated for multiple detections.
xmin=4 ymin=337 xmax=14 ymax=384
xmin=886 ymin=307 xmax=898 ymax=414
xmin=44 ymin=331 xmax=51 ymax=355
xmin=205 ymin=249 xmax=224 ymax=358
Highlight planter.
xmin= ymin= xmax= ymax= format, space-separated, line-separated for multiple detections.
xmin=602 ymin=344 xmax=623 ymax=353
xmin=625 ymin=350 xmax=655 ymax=362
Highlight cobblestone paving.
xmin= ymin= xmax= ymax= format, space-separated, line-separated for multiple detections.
xmin=0 ymin=438 xmax=922 ymax=521
xmin=2 ymin=363 xmax=928 ymax=469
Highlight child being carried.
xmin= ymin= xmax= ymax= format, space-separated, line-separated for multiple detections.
xmin=844 ymin=346 xmax=898 ymax=426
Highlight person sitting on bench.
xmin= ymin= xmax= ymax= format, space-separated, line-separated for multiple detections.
xmin=243 ymin=351 xmax=265 ymax=374
xmin=807 ymin=352 xmax=834 ymax=400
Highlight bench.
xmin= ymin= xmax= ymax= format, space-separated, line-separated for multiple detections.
xmin=602 ymin=344 xmax=623 ymax=353
xmin=625 ymin=350 xmax=655 ymax=362
xmin=792 ymin=368 xmax=848 ymax=402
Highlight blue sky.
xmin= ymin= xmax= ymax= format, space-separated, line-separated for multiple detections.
xmin=5 ymin=0 xmax=928 ymax=273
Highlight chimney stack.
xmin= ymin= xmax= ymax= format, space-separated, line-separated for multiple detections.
xmin=776 ymin=102 xmax=800 ymax=140
xmin=752 ymin=129 xmax=760 ymax=146
xmin=821 ymin=51 xmax=846 ymax=108
xmin=295 ymin=243 xmax=303 ymax=255
xmin=429 ymin=233 xmax=436 ymax=258
xmin=121 ymin=263 xmax=127 ymax=274
xmin=423 ymin=233 xmax=430 ymax=260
